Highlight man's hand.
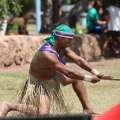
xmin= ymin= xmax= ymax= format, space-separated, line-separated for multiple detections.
xmin=91 ymin=75 xmax=100 ymax=83
xmin=97 ymin=74 xmax=113 ymax=80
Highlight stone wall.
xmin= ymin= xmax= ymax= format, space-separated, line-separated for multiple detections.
xmin=0 ymin=35 xmax=46 ymax=67
xmin=67 ymin=34 xmax=103 ymax=61
xmin=0 ymin=34 xmax=104 ymax=67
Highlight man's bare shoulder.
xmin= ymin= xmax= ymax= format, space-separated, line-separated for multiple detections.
xmin=38 ymin=51 xmax=60 ymax=65
xmin=39 ymin=51 xmax=58 ymax=60
xmin=36 ymin=50 xmax=66 ymax=71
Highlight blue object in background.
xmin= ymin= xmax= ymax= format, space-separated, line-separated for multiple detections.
xmin=94 ymin=25 xmax=104 ymax=34
xmin=35 ymin=0 xmax=41 ymax=33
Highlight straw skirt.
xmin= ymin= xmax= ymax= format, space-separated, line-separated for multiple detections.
xmin=11 ymin=74 xmax=68 ymax=117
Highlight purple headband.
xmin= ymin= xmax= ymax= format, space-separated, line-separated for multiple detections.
xmin=55 ymin=30 xmax=74 ymax=38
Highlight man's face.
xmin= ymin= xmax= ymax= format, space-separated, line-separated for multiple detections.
xmin=59 ymin=37 xmax=73 ymax=49
xmin=97 ymin=0 xmax=103 ymax=7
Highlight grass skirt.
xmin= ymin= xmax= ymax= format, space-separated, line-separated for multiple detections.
xmin=11 ymin=74 xmax=69 ymax=117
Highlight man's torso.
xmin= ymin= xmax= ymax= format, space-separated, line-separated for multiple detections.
xmin=29 ymin=43 xmax=67 ymax=80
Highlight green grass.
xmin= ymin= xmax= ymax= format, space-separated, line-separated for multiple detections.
xmin=0 ymin=58 xmax=120 ymax=115
xmin=0 ymin=73 xmax=26 ymax=78
xmin=0 ymin=73 xmax=27 ymax=102
xmin=65 ymin=58 xmax=120 ymax=113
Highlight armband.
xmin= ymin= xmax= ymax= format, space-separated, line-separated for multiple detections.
xmin=91 ymin=68 xmax=99 ymax=75
xmin=84 ymin=75 xmax=93 ymax=82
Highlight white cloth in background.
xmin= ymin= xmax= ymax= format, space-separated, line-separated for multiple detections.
xmin=107 ymin=6 xmax=120 ymax=31
xmin=61 ymin=4 xmax=75 ymax=12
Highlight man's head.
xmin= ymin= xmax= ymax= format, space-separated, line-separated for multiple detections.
xmin=93 ymin=0 xmax=103 ymax=9
xmin=45 ymin=24 xmax=74 ymax=47
xmin=97 ymin=0 xmax=103 ymax=6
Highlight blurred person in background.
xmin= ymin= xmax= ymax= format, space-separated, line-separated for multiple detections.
xmin=102 ymin=0 xmax=120 ymax=57
xmin=88 ymin=0 xmax=95 ymax=9
xmin=86 ymin=0 xmax=107 ymax=34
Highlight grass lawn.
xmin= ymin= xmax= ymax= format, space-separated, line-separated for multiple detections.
xmin=0 ymin=58 xmax=120 ymax=116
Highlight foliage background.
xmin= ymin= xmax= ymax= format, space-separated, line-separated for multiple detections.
xmin=0 ymin=0 xmax=22 ymax=20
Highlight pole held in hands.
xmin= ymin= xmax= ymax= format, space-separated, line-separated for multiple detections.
xmin=102 ymin=78 xmax=120 ymax=81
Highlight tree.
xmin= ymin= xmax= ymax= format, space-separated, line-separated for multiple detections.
xmin=0 ymin=0 xmax=22 ymax=20
xmin=18 ymin=0 xmax=35 ymax=13
xmin=0 ymin=0 xmax=22 ymax=33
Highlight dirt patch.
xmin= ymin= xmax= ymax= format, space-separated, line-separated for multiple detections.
xmin=0 ymin=64 xmax=30 ymax=74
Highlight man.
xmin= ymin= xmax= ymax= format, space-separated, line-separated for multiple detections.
xmin=87 ymin=0 xmax=106 ymax=34
xmin=102 ymin=0 xmax=120 ymax=57
xmin=0 ymin=24 xmax=112 ymax=117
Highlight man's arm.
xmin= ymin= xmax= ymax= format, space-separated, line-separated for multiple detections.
xmin=65 ymin=47 xmax=93 ymax=72
xmin=42 ymin=51 xmax=99 ymax=83
xmin=90 ymin=8 xmax=106 ymax=26
xmin=65 ymin=47 xmax=113 ymax=79
xmin=95 ymin=20 xmax=106 ymax=26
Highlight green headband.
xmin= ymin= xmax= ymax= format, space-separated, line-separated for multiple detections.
xmin=45 ymin=24 xmax=74 ymax=46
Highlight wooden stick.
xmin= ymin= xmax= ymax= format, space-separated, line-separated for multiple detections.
xmin=102 ymin=78 xmax=120 ymax=81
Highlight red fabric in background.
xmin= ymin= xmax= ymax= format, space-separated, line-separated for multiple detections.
xmin=95 ymin=103 xmax=120 ymax=120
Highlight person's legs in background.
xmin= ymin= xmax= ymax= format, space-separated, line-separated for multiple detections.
xmin=112 ymin=32 xmax=120 ymax=53
xmin=102 ymin=36 xmax=111 ymax=57
xmin=68 ymin=14 xmax=77 ymax=31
